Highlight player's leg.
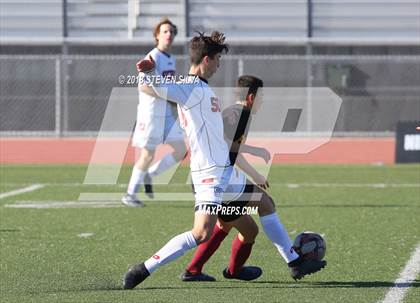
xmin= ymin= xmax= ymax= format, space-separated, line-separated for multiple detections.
xmin=181 ymin=171 xmax=244 ymax=281
xmin=124 ymin=177 xmax=224 ymax=289
xmin=123 ymin=211 xmax=218 ymax=289
xmin=181 ymin=204 xmax=261 ymax=282
xmin=241 ymin=183 xmax=298 ymax=262
xmin=245 ymin=182 xmax=326 ymax=280
xmin=144 ymin=113 xmax=187 ymax=198
xmin=222 ymin=215 xmax=262 ymax=281
xmin=123 ymin=113 xmax=160 ymax=206
xmin=180 ymin=168 xmax=261 ymax=280
xmin=122 ymin=146 xmax=155 ymax=207
xmin=148 ymin=140 xmax=187 ymax=178
xmin=145 ymin=139 xmax=187 ymax=198
xmin=181 ymin=219 xmax=232 ymax=281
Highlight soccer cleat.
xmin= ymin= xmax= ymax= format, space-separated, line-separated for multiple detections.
xmin=179 ymin=270 xmax=216 ymax=282
xmin=123 ymin=262 xmax=150 ymax=289
xmin=222 ymin=266 xmax=262 ymax=281
xmin=143 ymin=173 xmax=154 ymax=199
xmin=289 ymin=259 xmax=327 ymax=281
xmin=121 ymin=194 xmax=144 ymax=207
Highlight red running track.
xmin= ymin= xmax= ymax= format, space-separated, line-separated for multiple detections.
xmin=0 ymin=137 xmax=395 ymax=164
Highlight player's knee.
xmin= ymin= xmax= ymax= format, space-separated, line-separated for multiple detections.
xmin=217 ymin=221 xmax=232 ymax=233
xmin=192 ymin=227 xmax=213 ymax=244
xmin=241 ymin=225 xmax=259 ymax=242
xmin=173 ymin=145 xmax=187 ymax=161
xmin=140 ymin=149 xmax=155 ymax=163
xmin=258 ymin=193 xmax=276 ymax=216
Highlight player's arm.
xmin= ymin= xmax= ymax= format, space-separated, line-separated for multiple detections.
xmin=136 ymin=57 xmax=192 ymax=105
xmin=223 ymin=109 xmax=270 ymax=163
xmin=137 ymin=71 xmax=180 ymax=103
xmin=239 ymin=144 xmax=271 ymax=163
xmin=235 ymin=153 xmax=269 ymax=189
xmin=139 ymin=83 xmax=160 ymax=97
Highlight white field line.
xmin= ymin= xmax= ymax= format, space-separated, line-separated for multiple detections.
xmin=379 ymin=243 xmax=420 ymax=303
xmin=78 ymin=192 xmax=195 ymax=201
xmin=5 ymin=201 xmax=123 ymax=208
xmin=0 ymin=184 xmax=44 ymax=200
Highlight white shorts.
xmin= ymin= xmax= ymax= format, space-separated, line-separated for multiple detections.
xmin=132 ymin=113 xmax=184 ymax=150
xmin=192 ymin=166 xmax=247 ymax=208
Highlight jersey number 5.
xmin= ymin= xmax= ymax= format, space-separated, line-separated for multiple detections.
xmin=211 ymin=97 xmax=221 ymax=112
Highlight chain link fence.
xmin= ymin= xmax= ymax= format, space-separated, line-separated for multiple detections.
xmin=1 ymin=54 xmax=419 ymax=136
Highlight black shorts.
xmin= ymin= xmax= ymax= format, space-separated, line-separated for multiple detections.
xmin=192 ymin=180 xmax=258 ymax=222
xmin=218 ymin=183 xmax=255 ymax=222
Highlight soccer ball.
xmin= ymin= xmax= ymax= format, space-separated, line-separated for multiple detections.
xmin=292 ymin=231 xmax=326 ymax=261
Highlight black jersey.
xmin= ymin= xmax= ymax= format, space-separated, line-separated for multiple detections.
xmin=222 ymin=104 xmax=252 ymax=165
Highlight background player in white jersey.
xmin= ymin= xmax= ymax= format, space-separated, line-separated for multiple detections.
xmin=122 ymin=18 xmax=187 ymax=207
xmin=123 ymin=32 xmax=324 ymax=289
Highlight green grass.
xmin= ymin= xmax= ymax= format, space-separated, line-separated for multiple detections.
xmin=0 ymin=164 xmax=419 ymax=303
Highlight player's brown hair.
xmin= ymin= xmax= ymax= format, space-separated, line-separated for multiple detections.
xmin=153 ymin=18 xmax=178 ymax=45
xmin=237 ymin=75 xmax=264 ymax=102
xmin=189 ymin=31 xmax=229 ymax=65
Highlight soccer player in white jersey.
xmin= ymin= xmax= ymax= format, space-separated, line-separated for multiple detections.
xmin=122 ymin=18 xmax=187 ymax=207
xmin=123 ymin=32 xmax=325 ymax=289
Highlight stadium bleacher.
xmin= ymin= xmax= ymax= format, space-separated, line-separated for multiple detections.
xmin=133 ymin=0 xmax=185 ymax=38
xmin=312 ymin=0 xmax=420 ymax=38
xmin=0 ymin=0 xmax=418 ymax=39
xmin=188 ymin=0 xmax=307 ymax=38
xmin=67 ymin=0 xmax=129 ymax=38
xmin=0 ymin=0 xmax=63 ymax=37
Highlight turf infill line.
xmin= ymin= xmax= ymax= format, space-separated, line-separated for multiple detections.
xmin=0 ymin=184 xmax=44 ymax=200
xmin=379 ymin=243 xmax=420 ymax=303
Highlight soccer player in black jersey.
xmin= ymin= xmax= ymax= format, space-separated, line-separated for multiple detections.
xmin=180 ymin=75 xmax=327 ymax=282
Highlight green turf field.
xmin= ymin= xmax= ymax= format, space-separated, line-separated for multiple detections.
xmin=0 ymin=164 xmax=419 ymax=303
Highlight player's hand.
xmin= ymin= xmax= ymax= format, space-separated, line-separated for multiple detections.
xmin=256 ymin=147 xmax=271 ymax=163
xmin=136 ymin=56 xmax=155 ymax=73
xmin=252 ymin=173 xmax=269 ymax=189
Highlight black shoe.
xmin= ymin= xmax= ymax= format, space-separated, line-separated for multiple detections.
xmin=123 ymin=262 xmax=150 ymax=289
xmin=180 ymin=270 xmax=216 ymax=282
xmin=222 ymin=266 xmax=262 ymax=281
xmin=144 ymin=173 xmax=154 ymax=199
xmin=289 ymin=258 xmax=327 ymax=281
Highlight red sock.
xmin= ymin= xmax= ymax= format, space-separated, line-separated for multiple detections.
xmin=186 ymin=224 xmax=229 ymax=274
xmin=228 ymin=236 xmax=254 ymax=276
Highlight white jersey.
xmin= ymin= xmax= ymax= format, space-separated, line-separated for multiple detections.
xmin=148 ymin=74 xmax=230 ymax=179
xmin=138 ymin=48 xmax=176 ymax=117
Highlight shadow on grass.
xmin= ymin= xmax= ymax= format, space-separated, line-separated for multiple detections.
xmin=281 ymin=204 xmax=418 ymax=208
xmin=44 ymin=279 xmax=420 ymax=294
xmin=252 ymin=280 xmax=420 ymax=288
